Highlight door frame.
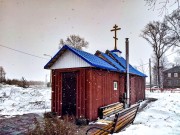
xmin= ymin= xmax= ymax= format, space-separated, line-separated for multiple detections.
xmin=61 ymin=70 xmax=79 ymax=117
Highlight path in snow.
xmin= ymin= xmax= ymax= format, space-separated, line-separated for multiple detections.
xmin=0 ymin=84 xmax=50 ymax=134
xmin=0 ymin=113 xmax=42 ymax=135
xmin=116 ymin=91 xmax=180 ymax=135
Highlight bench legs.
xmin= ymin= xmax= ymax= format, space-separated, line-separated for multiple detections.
xmin=85 ymin=127 xmax=112 ymax=135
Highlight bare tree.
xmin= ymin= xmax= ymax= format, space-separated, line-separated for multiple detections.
xmin=145 ymin=0 xmax=180 ymax=15
xmin=59 ymin=35 xmax=88 ymax=50
xmin=152 ymin=54 xmax=169 ymax=87
xmin=174 ymin=57 xmax=180 ymax=65
xmin=165 ymin=9 xmax=180 ymax=45
xmin=137 ymin=60 xmax=146 ymax=74
xmin=173 ymin=50 xmax=180 ymax=65
xmin=141 ymin=21 xmax=177 ymax=88
xmin=0 ymin=66 xmax=6 ymax=83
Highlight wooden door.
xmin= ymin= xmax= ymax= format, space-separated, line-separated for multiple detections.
xmin=62 ymin=72 xmax=77 ymax=116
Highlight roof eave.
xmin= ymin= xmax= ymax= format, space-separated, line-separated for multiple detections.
xmin=44 ymin=46 xmax=68 ymax=69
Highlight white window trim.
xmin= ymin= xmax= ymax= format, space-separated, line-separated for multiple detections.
xmin=168 ymin=73 xmax=171 ymax=78
xmin=113 ymin=81 xmax=118 ymax=90
xmin=174 ymin=73 xmax=178 ymax=77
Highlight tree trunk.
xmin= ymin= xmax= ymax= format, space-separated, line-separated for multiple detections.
xmin=157 ymin=58 xmax=161 ymax=88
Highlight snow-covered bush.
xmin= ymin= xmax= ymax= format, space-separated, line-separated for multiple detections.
xmin=0 ymin=84 xmax=51 ymax=116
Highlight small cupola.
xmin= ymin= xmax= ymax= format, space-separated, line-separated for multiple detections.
xmin=110 ymin=49 xmax=122 ymax=57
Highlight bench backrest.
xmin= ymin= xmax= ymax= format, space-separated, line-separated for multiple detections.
xmin=113 ymin=103 xmax=140 ymax=133
xmin=90 ymin=103 xmax=139 ymax=135
xmin=98 ymin=102 xmax=124 ymax=119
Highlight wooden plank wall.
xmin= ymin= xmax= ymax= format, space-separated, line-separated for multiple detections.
xmin=51 ymin=68 xmax=146 ymax=121
xmin=130 ymin=76 xmax=146 ymax=104
xmin=130 ymin=76 xmax=136 ymax=105
xmin=50 ymin=69 xmax=63 ymax=116
xmin=86 ymin=69 xmax=123 ymax=121
xmin=77 ymin=68 xmax=86 ymax=118
xmin=51 ymin=69 xmax=62 ymax=116
xmin=51 ymin=70 xmax=55 ymax=112
xmin=119 ymin=75 xmax=125 ymax=103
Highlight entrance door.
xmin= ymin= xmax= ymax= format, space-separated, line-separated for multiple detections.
xmin=62 ymin=72 xmax=77 ymax=116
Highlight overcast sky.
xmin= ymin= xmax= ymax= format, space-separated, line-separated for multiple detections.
xmin=0 ymin=0 xmax=176 ymax=81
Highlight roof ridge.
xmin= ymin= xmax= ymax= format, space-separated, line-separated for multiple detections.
xmin=95 ymin=50 xmax=118 ymax=70
xmin=163 ymin=66 xmax=180 ymax=72
xmin=107 ymin=51 xmax=147 ymax=77
xmin=106 ymin=50 xmax=126 ymax=69
xmin=95 ymin=50 xmax=125 ymax=72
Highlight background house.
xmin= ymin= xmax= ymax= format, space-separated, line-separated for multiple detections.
xmin=163 ymin=66 xmax=180 ymax=88
xmin=44 ymin=45 xmax=146 ymax=121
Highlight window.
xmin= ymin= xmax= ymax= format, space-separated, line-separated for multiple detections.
xmin=113 ymin=81 xmax=118 ymax=90
xmin=168 ymin=73 xmax=171 ymax=78
xmin=168 ymin=80 xmax=172 ymax=86
xmin=174 ymin=73 xmax=178 ymax=77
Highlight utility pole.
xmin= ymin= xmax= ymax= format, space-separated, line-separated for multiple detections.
xmin=44 ymin=54 xmax=52 ymax=87
xmin=125 ymin=38 xmax=130 ymax=108
xmin=45 ymin=74 xmax=48 ymax=85
xmin=149 ymin=58 xmax=152 ymax=92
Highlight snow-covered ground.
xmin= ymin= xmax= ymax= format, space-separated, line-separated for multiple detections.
xmin=116 ymin=90 xmax=180 ymax=135
xmin=0 ymin=84 xmax=180 ymax=134
xmin=0 ymin=84 xmax=51 ymax=117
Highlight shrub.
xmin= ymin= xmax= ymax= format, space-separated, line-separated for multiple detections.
xmin=46 ymin=82 xmax=51 ymax=87
xmin=18 ymin=77 xmax=29 ymax=88
xmin=4 ymin=78 xmax=44 ymax=88
xmin=28 ymin=116 xmax=85 ymax=135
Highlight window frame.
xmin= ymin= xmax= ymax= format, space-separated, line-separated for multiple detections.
xmin=168 ymin=73 xmax=171 ymax=78
xmin=113 ymin=81 xmax=118 ymax=90
xmin=174 ymin=73 xmax=178 ymax=77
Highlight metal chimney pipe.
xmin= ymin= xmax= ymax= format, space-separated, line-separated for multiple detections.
xmin=126 ymin=38 xmax=130 ymax=108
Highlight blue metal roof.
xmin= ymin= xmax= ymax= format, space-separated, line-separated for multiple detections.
xmin=44 ymin=45 xmax=147 ymax=77
xmin=96 ymin=51 xmax=125 ymax=72
xmin=110 ymin=49 xmax=122 ymax=53
xmin=108 ymin=51 xmax=147 ymax=77
xmin=44 ymin=45 xmax=117 ymax=71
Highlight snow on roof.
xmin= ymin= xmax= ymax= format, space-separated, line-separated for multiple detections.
xmin=44 ymin=45 xmax=147 ymax=77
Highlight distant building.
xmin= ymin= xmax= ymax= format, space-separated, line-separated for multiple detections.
xmin=163 ymin=66 xmax=180 ymax=88
xmin=0 ymin=66 xmax=6 ymax=83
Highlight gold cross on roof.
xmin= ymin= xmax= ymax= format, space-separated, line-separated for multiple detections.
xmin=111 ymin=24 xmax=121 ymax=50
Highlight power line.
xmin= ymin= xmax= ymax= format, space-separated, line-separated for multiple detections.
xmin=136 ymin=63 xmax=149 ymax=67
xmin=0 ymin=44 xmax=49 ymax=60
xmin=136 ymin=50 xmax=180 ymax=67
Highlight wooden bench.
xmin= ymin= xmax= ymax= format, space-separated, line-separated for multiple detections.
xmin=98 ymin=102 xmax=124 ymax=119
xmin=86 ymin=103 xmax=139 ymax=135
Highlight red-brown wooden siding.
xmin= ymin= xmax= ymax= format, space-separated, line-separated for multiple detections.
xmin=119 ymin=75 xmax=125 ymax=102
xmin=51 ymin=68 xmax=145 ymax=121
xmin=86 ymin=69 xmax=122 ymax=120
xmin=130 ymin=76 xmax=136 ymax=104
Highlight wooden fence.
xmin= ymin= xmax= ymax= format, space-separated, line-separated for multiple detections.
xmin=146 ymin=88 xmax=180 ymax=93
